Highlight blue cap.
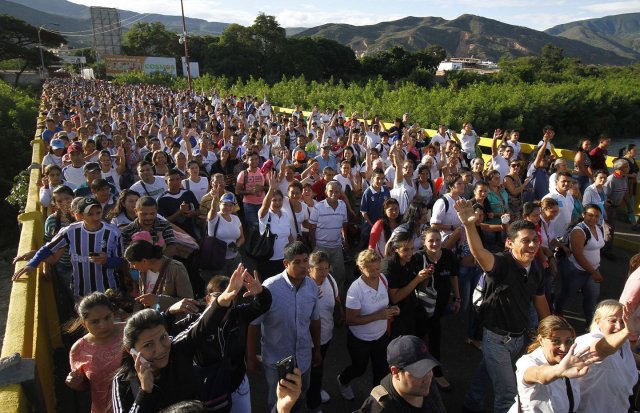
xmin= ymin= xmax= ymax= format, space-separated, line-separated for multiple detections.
xmin=50 ymin=139 xmax=65 ymax=150
xmin=220 ymin=192 xmax=236 ymax=204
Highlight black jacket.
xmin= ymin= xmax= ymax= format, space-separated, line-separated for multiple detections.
xmin=112 ymin=299 xmax=232 ymax=413
xmin=356 ymin=374 xmax=446 ymax=413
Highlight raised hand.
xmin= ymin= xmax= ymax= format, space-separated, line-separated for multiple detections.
xmin=558 ymin=343 xmax=597 ymax=379
xmin=242 ymin=270 xmax=263 ymax=298
xmin=454 ymin=199 xmax=478 ymax=225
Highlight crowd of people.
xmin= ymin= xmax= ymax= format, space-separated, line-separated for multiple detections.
xmin=10 ymin=78 xmax=640 ymax=413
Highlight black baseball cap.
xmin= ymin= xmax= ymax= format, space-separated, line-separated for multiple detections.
xmin=387 ymin=336 xmax=439 ymax=377
xmin=74 ymin=197 xmax=102 ymax=214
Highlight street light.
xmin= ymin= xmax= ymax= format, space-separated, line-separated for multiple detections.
xmin=37 ymin=24 xmax=59 ymax=80
xmin=180 ymin=0 xmax=193 ymax=92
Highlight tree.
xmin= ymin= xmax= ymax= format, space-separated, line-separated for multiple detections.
xmin=0 ymin=15 xmax=66 ymax=85
xmin=122 ymin=22 xmax=181 ymax=57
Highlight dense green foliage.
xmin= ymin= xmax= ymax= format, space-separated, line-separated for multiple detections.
xmin=0 ymin=80 xmax=39 ymax=247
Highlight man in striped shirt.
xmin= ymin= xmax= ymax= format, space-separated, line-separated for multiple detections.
xmin=13 ymin=197 xmax=125 ymax=298
xmin=309 ymin=180 xmax=349 ymax=291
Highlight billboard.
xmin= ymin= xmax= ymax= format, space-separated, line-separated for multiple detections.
xmin=181 ymin=57 xmax=200 ymax=78
xmin=90 ymin=7 xmax=122 ymax=61
xmin=105 ymin=55 xmax=177 ymax=77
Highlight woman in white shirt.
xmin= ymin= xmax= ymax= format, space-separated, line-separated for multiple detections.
xmin=183 ymin=160 xmax=209 ymax=202
xmin=575 ymin=300 xmax=638 ymax=413
xmin=582 ymin=170 xmax=607 ymax=223
xmin=509 ymin=315 xmax=594 ymax=413
xmin=337 ymin=249 xmax=399 ymax=400
xmin=282 ymin=181 xmax=310 ymax=243
xmin=307 ymin=251 xmax=342 ymax=410
xmin=390 ymin=148 xmax=416 ymax=214
xmin=207 ymin=192 xmax=244 ymax=277
xmin=555 ymin=204 xmax=606 ymax=324
xmin=257 ymin=173 xmax=294 ymax=280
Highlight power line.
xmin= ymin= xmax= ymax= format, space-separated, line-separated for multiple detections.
xmin=53 ymin=12 xmax=150 ymax=35
xmin=42 ymin=13 xmax=152 ymax=37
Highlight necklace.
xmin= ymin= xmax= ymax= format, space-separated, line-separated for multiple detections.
xmin=426 ymin=250 xmax=441 ymax=263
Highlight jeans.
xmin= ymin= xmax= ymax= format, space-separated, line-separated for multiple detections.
xmin=554 ymin=262 xmax=601 ymax=324
xmin=264 ymin=364 xmax=311 ymax=412
xmin=230 ymin=374 xmax=251 ymax=413
xmin=243 ymin=203 xmax=261 ymax=233
xmin=459 ymin=265 xmax=482 ymax=340
xmin=314 ymin=245 xmax=346 ymax=292
xmin=306 ymin=341 xmax=331 ymax=411
xmin=339 ymin=330 xmax=389 ymax=389
xmin=463 ymin=328 xmax=525 ymax=413
xmin=625 ymin=195 xmax=637 ymax=224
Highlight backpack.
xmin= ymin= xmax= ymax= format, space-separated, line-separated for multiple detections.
xmin=568 ymin=222 xmax=604 ymax=250
xmin=472 ymin=271 xmax=510 ymax=314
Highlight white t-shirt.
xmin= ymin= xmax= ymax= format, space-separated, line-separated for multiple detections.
xmin=62 ymin=164 xmax=86 ymax=187
xmin=334 ymin=174 xmax=353 ymax=192
xmin=568 ymin=224 xmax=605 ymax=271
xmin=429 ymin=132 xmax=449 ymax=147
xmin=130 ymin=176 xmax=167 ymax=200
xmin=574 ymin=329 xmax=636 ymax=413
xmin=43 ymin=153 xmax=63 ymax=168
xmin=183 ymin=177 xmax=209 ymax=203
xmin=539 ymin=219 xmax=556 ymax=249
xmin=315 ymin=275 xmax=338 ymax=345
xmin=282 ymin=197 xmax=309 ymax=238
xmin=508 ymin=140 xmax=522 ymax=159
xmin=208 ymin=214 xmax=242 ymax=259
xmin=345 ymin=275 xmax=389 ymax=341
xmin=259 ymin=210 xmax=293 ymax=261
xmin=510 ymin=347 xmax=581 ymax=413
xmin=430 ymin=193 xmax=462 ymax=236
xmin=542 ymin=192 xmax=574 ymax=236
xmin=102 ymin=168 xmax=121 ymax=193
xmin=492 ymin=155 xmax=510 ymax=182
xmin=460 ymin=131 xmax=478 ymax=154
xmin=364 ymin=132 xmax=380 ymax=149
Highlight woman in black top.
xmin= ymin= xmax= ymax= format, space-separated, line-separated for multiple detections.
xmin=111 ymin=264 xmax=264 ymax=413
xmin=210 ymin=146 xmax=239 ymax=192
xmin=381 ymin=231 xmax=429 ymax=340
xmin=418 ymin=227 xmax=460 ymax=392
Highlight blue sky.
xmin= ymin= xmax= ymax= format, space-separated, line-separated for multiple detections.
xmin=72 ymin=0 xmax=640 ymax=31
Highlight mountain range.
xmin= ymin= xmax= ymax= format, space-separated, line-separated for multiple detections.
xmin=2 ymin=0 xmax=639 ymax=65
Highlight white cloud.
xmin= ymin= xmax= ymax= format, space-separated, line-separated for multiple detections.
xmin=275 ymin=9 xmax=404 ymax=27
xmin=580 ymin=1 xmax=640 ymax=14
xmin=509 ymin=12 xmax=588 ymax=30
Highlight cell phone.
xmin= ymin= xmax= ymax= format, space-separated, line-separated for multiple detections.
xmin=89 ymin=252 xmax=100 ymax=257
xmin=275 ymin=355 xmax=296 ymax=383
xmin=129 ymin=348 xmax=148 ymax=363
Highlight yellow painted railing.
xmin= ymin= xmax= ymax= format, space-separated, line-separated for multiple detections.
xmin=0 ymin=113 xmax=62 ymax=413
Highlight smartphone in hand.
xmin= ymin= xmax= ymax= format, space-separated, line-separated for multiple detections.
xmin=275 ymin=355 xmax=296 ymax=383
xmin=130 ymin=348 xmax=148 ymax=364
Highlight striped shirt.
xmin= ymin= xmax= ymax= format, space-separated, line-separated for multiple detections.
xmin=39 ymin=221 xmax=123 ymax=297
xmin=309 ymin=199 xmax=348 ymax=248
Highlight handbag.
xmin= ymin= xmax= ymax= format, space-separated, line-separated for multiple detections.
xmin=327 ymin=275 xmax=345 ymax=328
xmin=199 ymin=217 xmax=228 ymax=271
xmin=415 ymin=255 xmax=437 ymax=317
xmin=245 ymin=214 xmax=277 ymax=261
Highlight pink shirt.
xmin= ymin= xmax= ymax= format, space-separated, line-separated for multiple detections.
xmin=69 ymin=329 xmax=124 ymax=413
xmin=619 ymin=266 xmax=640 ymax=341
xmin=237 ymin=169 xmax=265 ymax=205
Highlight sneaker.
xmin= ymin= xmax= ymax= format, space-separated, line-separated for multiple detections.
xmin=337 ymin=374 xmax=355 ymax=401
xmin=320 ymin=389 xmax=331 ymax=403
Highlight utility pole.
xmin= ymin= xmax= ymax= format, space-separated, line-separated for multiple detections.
xmin=38 ymin=26 xmax=45 ymax=79
xmin=180 ymin=0 xmax=193 ymax=92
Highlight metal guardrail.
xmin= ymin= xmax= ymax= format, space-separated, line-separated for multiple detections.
xmin=0 ymin=105 xmax=636 ymax=413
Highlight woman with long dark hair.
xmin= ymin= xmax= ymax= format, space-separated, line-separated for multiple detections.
xmin=107 ymin=189 xmax=141 ymax=228
xmin=574 ymin=139 xmax=593 ymax=194
xmin=125 ymin=237 xmax=194 ymax=311
xmin=111 ymin=265 xmax=263 ymax=413
xmin=368 ymin=198 xmax=402 ymax=258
